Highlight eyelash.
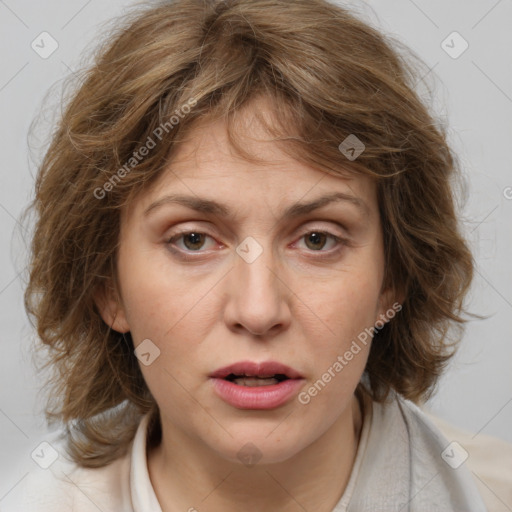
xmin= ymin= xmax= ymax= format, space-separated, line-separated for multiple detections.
xmin=165 ymin=228 xmax=349 ymax=261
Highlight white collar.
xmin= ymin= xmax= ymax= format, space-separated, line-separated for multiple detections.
xmin=129 ymin=413 xmax=163 ymax=512
xmin=126 ymin=393 xmax=487 ymax=512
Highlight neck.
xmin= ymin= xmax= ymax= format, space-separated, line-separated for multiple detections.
xmin=148 ymin=393 xmax=364 ymax=512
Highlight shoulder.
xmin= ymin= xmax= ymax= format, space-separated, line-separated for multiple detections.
xmin=424 ymin=407 xmax=512 ymax=512
xmin=1 ymin=432 xmax=132 ymax=512
xmin=350 ymin=392 xmax=489 ymax=511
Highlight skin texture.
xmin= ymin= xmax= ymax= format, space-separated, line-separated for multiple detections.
xmin=97 ymin=97 xmax=397 ymax=512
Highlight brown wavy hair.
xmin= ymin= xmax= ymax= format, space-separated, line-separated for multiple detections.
xmin=23 ymin=0 xmax=475 ymax=467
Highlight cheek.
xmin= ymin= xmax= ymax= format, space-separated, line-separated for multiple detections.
xmin=117 ymin=256 xmax=222 ymax=398
xmin=301 ymin=265 xmax=383 ymax=346
xmin=117 ymin=244 xmax=207 ymax=340
xmin=298 ymin=275 xmax=377 ymax=409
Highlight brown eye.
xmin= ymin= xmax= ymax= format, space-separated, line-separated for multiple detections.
xmin=300 ymin=231 xmax=342 ymax=252
xmin=293 ymin=229 xmax=349 ymax=260
xmin=304 ymin=232 xmax=329 ymax=251
xmin=167 ymin=231 xmax=216 ymax=253
xmin=181 ymin=232 xmax=206 ymax=251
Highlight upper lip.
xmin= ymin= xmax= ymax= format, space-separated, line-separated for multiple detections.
xmin=209 ymin=360 xmax=303 ymax=379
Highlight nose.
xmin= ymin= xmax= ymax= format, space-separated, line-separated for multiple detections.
xmin=223 ymin=242 xmax=292 ymax=338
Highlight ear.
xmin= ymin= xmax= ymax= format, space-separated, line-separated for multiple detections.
xmin=93 ymin=280 xmax=130 ymax=333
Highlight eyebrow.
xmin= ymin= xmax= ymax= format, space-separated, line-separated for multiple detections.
xmin=143 ymin=191 xmax=369 ymax=219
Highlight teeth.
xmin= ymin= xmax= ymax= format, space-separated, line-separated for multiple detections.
xmin=232 ymin=377 xmax=280 ymax=386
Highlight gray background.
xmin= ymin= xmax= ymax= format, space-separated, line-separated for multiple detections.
xmin=1 ymin=0 xmax=511 ymax=503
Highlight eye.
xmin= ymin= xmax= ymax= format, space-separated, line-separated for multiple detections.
xmin=166 ymin=231 xmax=217 ymax=252
xmin=165 ymin=228 xmax=348 ymax=261
xmin=296 ymin=230 xmax=344 ymax=253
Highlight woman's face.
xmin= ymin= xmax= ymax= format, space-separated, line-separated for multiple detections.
xmin=100 ymin=99 xmax=395 ymax=465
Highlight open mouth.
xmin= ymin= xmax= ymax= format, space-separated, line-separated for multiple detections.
xmin=223 ymin=373 xmax=290 ymax=386
xmin=210 ymin=361 xmax=304 ymax=409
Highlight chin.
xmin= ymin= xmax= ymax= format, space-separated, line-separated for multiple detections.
xmin=207 ymin=426 xmax=308 ymax=467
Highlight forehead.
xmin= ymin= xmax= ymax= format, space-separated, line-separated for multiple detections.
xmin=124 ymin=97 xmax=378 ymax=223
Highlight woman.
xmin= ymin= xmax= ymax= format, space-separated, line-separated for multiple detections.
xmin=10 ymin=0 xmax=494 ymax=510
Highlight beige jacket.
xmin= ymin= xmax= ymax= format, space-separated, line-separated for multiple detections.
xmin=425 ymin=408 xmax=512 ymax=512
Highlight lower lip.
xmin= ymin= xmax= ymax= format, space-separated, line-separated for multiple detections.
xmin=211 ymin=378 xmax=304 ymax=409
